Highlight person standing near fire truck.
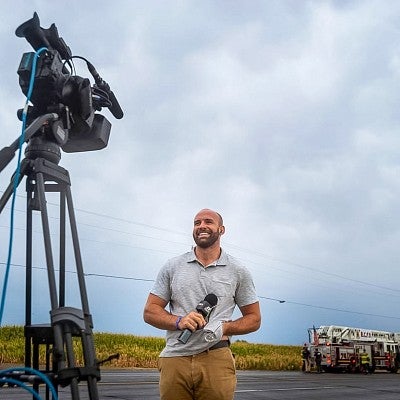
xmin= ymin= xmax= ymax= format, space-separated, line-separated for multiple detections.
xmin=314 ymin=348 xmax=322 ymax=373
xmin=360 ymin=351 xmax=370 ymax=374
xmin=302 ymin=344 xmax=311 ymax=372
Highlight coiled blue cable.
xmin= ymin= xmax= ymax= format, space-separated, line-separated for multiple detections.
xmin=0 ymin=366 xmax=59 ymax=399
xmin=0 ymin=377 xmax=43 ymax=400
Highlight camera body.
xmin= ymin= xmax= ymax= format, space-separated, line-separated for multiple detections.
xmin=18 ymin=50 xmax=92 ymax=120
xmin=16 ymin=13 xmax=121 ymax=154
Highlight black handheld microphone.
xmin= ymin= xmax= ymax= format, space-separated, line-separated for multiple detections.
xmin=178 ymin=293 xmax=218 ymax=344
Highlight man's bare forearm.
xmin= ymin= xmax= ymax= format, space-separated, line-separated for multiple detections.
xmin=143 ymin=303 xmax=178 ymax=330
xmin=223 ymin=302 xmax=261 ymax=336
xmin=223 ymin=313 xmax=261 ymax=336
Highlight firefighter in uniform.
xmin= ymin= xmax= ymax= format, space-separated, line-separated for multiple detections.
xmin=360 ymin=351 xmax=370 ymax=374
xmin=314 ymin=348 xmax=322 ymax=373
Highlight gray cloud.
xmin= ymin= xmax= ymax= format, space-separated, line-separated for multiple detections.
xmin=1 ymin=0 xmax=400 ymax=345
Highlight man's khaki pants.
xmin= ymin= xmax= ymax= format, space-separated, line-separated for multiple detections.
xmin=158 ymin=347 xmax=236 ymax=400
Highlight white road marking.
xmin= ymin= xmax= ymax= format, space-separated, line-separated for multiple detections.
xmin=236 ymin=386 xmax=337 ymax=392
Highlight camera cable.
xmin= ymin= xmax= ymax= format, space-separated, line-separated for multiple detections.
xmin=0 ymin=46 xmax=47 ymax=325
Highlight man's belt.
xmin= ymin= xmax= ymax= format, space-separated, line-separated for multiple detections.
xmin=209 ymin=340 xmax=230 ymax=351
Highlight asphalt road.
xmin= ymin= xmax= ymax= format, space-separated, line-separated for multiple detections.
xmin=1 ymin=370 xmax=400 ymax=399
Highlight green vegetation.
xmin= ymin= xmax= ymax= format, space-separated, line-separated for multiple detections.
xmin=0 ymin=326 xmax=302 ymax=370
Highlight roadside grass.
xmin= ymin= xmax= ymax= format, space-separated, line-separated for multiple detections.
xmin=0 ymin=326 xmax=301 ymax=370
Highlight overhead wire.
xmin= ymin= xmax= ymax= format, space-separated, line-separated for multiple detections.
xmin=3 ymin=260 xmax=400 ymax=322
xmin=1 ymin=206 xmax=400 ymax=319
xmin=2 ymin=198 xmax=398 ymax=293
xmin=1 ymin=195 xmax=399 ymax=322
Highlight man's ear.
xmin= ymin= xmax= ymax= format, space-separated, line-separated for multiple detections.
xmin=219 ymin=226 xmax=225 ymax=235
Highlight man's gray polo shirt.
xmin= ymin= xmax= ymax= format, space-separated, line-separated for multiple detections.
xmin=151 ymin=249 xmax=259 ymax=357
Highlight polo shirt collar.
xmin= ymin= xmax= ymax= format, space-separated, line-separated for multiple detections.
xmin=187 ymin=248 xmax=227 ymax=266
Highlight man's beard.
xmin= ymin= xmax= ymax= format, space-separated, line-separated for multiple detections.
xmin=193 ymin=230 xmax=220 ymax=248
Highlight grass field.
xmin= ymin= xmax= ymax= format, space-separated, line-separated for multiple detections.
xmin=0 ymin=326 xmax=302 ymax=370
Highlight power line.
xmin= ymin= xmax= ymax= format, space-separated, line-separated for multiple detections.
xmin=2 ymin=203 xmax=399 ymax=296
xmin=3 ymin=262 xmax=400 ymax=321
xmin=238 ymin=255 xmax=400 ymax=300
xmin=2 ymin=194 xmax=399 ymax=315
xmin=277 ymin=299 xmax=400 ymax=321
xmin=0 ymin=262 xmax=155 ymax=283
xmin=0 ymin=197 xmax=188 ymax=236
xmin=226 ymin=243 xmax=400 ymax=294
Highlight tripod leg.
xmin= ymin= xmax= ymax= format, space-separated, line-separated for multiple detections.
xmin=21 ymin=157 xmax=100 ymax=400
xmin=35 ymin=171 xmax=81 ymax=399
xmin=65 ymin=185 xmax=100 ymax=400
xmin=34 ymin=172 xmax=59 ymax=310
xmin=0 ymin=158 xmax=29 ymax=213
xmin=64 ymin=331 xmax=80 ymax=400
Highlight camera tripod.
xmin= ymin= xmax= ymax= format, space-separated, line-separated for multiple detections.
xmin=0 ymin=114 xmax=103 ymax=400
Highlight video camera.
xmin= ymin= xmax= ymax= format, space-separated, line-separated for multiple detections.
xmin=15 ymin=12 xmax=123 ymax=154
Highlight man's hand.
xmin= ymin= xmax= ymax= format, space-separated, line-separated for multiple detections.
xmin=179 ymin=311 xmax=207 ymax=331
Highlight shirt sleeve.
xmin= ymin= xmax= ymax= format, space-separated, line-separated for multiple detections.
xmin=150 ymin=262 xmax=172 ymax=302
xmin=234 ymin=266 xmax=259 ymax=307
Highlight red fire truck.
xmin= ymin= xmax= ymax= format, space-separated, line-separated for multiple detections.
xmin=307 ymin=325 xmax=400 ymax=373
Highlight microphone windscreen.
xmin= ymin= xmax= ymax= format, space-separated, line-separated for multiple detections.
xmin=204 ymin=293 xmax=218 ymax=307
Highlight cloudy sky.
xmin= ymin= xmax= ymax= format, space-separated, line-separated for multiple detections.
xmin=0 ymin=0 xmax=400 ymax=346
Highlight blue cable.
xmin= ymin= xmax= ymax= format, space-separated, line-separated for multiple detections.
xmin=0 ymin=47 xmax=60 ymax=399
xmin=0 ymin=47 xmax=47 ymax=325
xmin=0 ymin=366 xmax=58 ymax=400
xmin=0 ymin=377 xmax=43 ymax=400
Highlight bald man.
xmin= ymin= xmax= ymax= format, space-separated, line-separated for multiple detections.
xmin=143 ymin=209 xmax=261 ymax=400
